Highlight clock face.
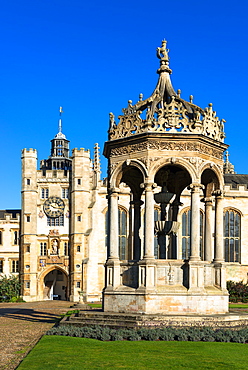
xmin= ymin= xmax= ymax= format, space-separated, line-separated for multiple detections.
xmin=43 ymin=196 xmax=65 ymax=218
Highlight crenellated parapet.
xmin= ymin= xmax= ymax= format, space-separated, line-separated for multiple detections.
xmin=21 ymin=148 xmax=37 ymax=157
xmin=108 ymin=40 xmax=226 ymax=144
xmin=0 ymin=210 xmax=20 ymax=221
xmin=71 ymin=148 xmax=90 ymax=157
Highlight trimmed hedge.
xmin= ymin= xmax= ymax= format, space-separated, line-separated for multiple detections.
xmin=227 ymin=280 xmax=248 ymax=303
xmin=46 ymin=325 xmax=248 ymax=343
xmin=0 ymin=274 xmax=22 ymax=302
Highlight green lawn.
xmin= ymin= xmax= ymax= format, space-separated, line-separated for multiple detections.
xmin=229 ymin=303 xmax=248 ymax=309
xmin=17 ymin=336 xmax=248 ymax=369
xmin=88 ymin=303 xmax=102 ymax=308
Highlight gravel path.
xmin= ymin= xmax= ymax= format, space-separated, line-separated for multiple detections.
xmin=0 ymin=301 xmax=72 ymax=370
xmin=1 ymin=301 xmax=247 ymax=370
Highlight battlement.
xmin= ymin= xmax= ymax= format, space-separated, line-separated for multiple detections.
xmin=224 ymin=184 xmax=248 ymax=194
xmin=0 ymin=209 xmax=21 ymax=221
xmin=22 ymin=148 xmax=37 ymax=157
xmin=72 ymin=148 xmax=90 ymax=157
xmin=224 ymin=174 xmax=248 ymax=194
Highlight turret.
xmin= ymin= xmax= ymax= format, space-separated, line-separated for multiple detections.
xmin=93 ymin=143 xmax=101 ymax=188
xmin=69 ymin=147 xmax=91 ymax=301
xmin=20 ymin=148 xmax=38 ymax=299
xmin=40 ymin=107 xmax=72 ymax=172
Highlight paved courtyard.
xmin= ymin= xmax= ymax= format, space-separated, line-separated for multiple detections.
xmin=0 ymin=300 xmax=72 ymax=370
xmin=1 ymin=300 xmax=248 ymax=370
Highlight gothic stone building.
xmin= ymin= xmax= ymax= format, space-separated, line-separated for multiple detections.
xmin=1 ymin=41 xmax=248 ymax=305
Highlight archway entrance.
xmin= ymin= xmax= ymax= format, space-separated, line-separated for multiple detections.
xmin=43 ymin=269 xmax=68 ymax=300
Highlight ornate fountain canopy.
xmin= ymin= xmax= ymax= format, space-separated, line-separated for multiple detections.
xmin=154 ymin=185 xmax=175 ymax=206
xmin=108 ymin=40 xmax=225 ymax=143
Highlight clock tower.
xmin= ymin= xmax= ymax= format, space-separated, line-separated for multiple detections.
xmin=20 ymin=109 xmax=72 ymax=301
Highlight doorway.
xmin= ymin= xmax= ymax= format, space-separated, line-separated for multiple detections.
xmin=43 ymin=269 xmax=68 ymax=300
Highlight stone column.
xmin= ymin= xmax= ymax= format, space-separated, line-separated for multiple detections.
xmin=188 ymin=183 xmax=204 ymax=261
xmin=131 ymin=200 xmax=143 ymax=261
xmin=213 ymin=190 xmax=224 ymax=263
xmin=171 ymin=198 xmax=183 ymax=221
xmin=171 ymin=199 xmax=183 ymax=259
xmin=204 ymin=197 xmax=213 ymax=262
xmin=108 ymin=187 xmax=120 ymax=260
xmin=141 ymin=183 xmax=156 ymax=259
xmin=105 ymin=187 xmax=121 ymax=290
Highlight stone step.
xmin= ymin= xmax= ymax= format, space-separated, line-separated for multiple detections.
xmin=58 ymin=309 xmax=248 ymax=329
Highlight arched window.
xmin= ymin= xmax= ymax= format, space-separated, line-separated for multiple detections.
xmin=119 ymin=208 xmax=128 ymax=260
xmin=182 ymin=209 xmax=191 ymax=259
xmin=154 ymin=208 xmax=161 ymax=259
xmin=181 ymin=209 xmax=204 ymax=259
xmin=224 ymin=209 xmax=241 ymax=262
xmin=104 ymin=207 xmax=128 ymax=260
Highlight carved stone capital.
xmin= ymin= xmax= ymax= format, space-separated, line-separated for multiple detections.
xmin=212 ymin=189 xmax=224 ymax=198
xmin=108 ymin=187 xmax=120 ymax=196
xmin=187 ymin=183 xmax=205 ymax=192
xmin=201 ymin=197 xmax=213 ymax=204
xmin=140 ymin=182 xmax=157 ymax=191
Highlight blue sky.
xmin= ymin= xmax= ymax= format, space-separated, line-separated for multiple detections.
xmin=0 ymin=0 xmax=248 ymax=208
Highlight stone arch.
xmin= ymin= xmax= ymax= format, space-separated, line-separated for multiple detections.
xmin=200 ymin=166 xmax=222 ymax=197
xmin=223 ymin=206 xmax=243 ymax=217
xmin=153 ymin=162 xmax=193 ymax=201
xmin=38 ymin=266 xmax=68 ymax=301
xmin=110 ymin=160 xmax=147 ymax=201
xmin=149 ymin=157 xmax=198 ymax=184
xmin=109 ymin=159 xmax=148 ymax=192
xmin=200 ymin=163 xmax=224 ymax=197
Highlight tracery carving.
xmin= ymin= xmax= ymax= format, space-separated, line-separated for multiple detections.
xmin=139 ymin=157 xmax=149 ymax=169
xmin=108 ymin=40 xmax=226 ymax=144
xmin=109 ymin=112 xmax=144 ymax=140
xmin=110 ymin=142 xmax=148 ymax=156
xmin=109 ymin=162 xmax=119 ymax=176
xmin=185 ymin=157 xmax=204 ymax=171
xmin=110 ymin=141 xmax=223 ymax=159
xmin=148 ymin=142 xmax=160 ymax=150
xmin=110 ymin=97 xmax=225 ymax=142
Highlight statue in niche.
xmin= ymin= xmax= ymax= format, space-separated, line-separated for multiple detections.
xmin=51 ymin=239 xmax=58 ymax=255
